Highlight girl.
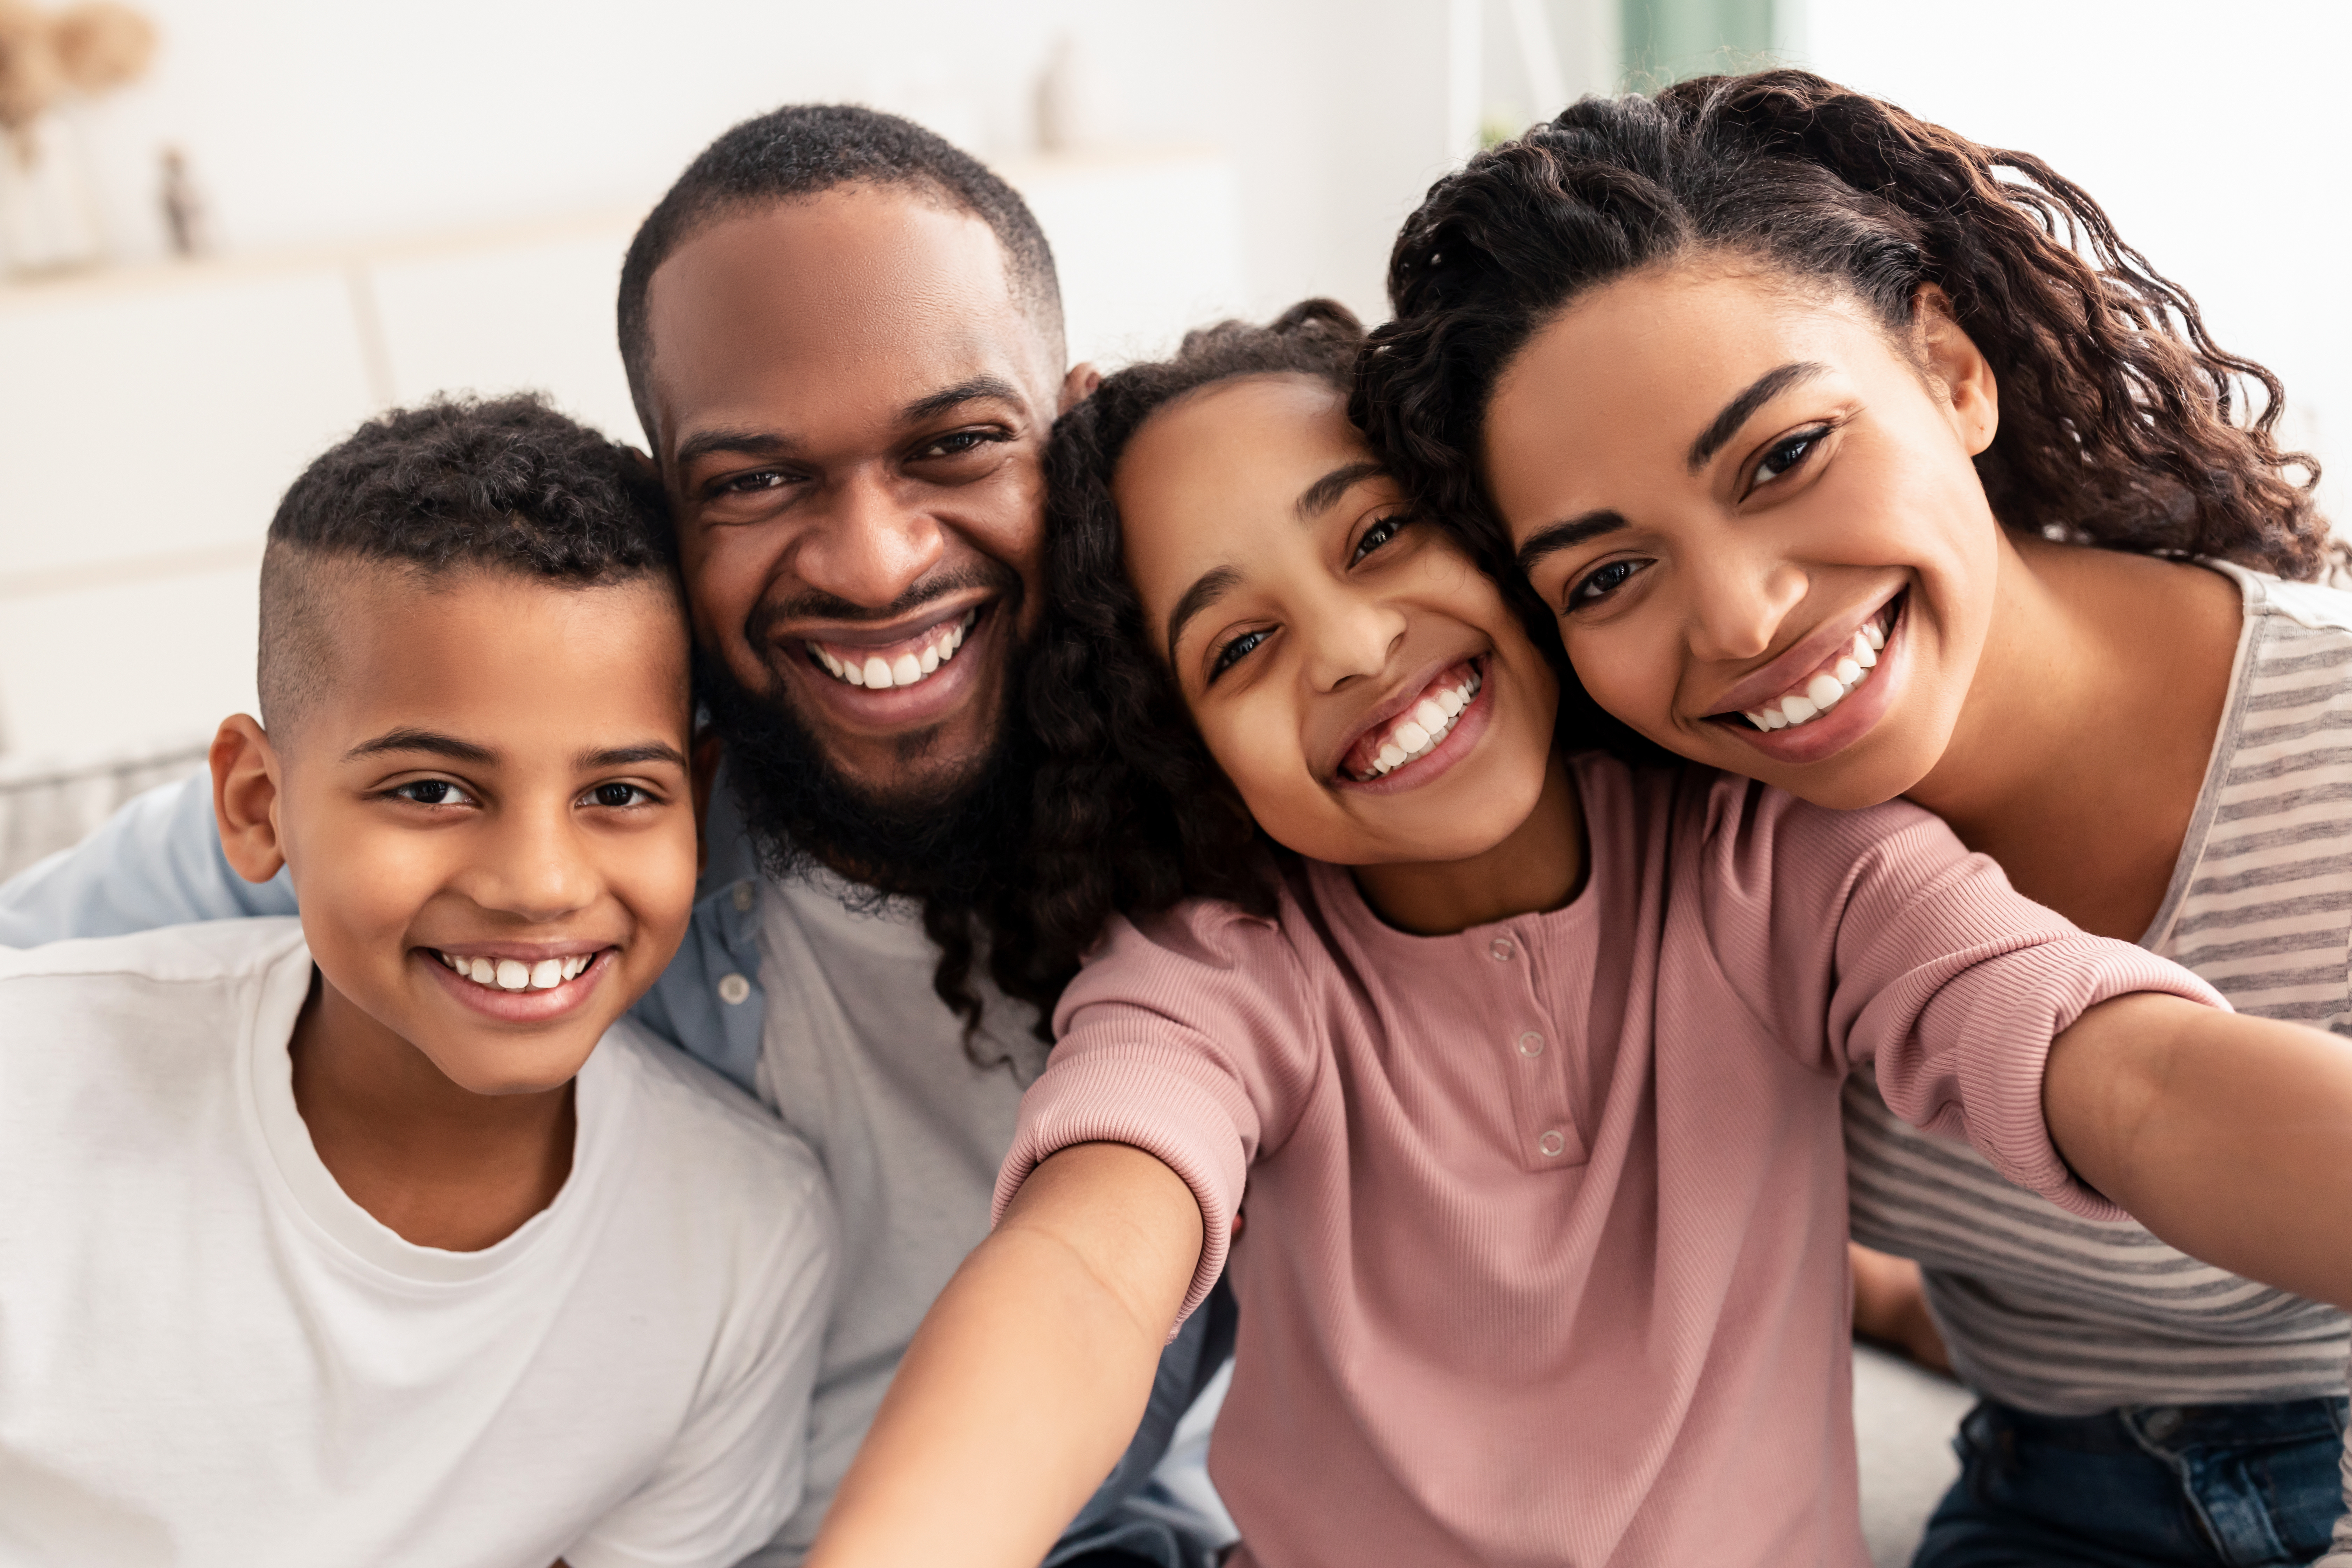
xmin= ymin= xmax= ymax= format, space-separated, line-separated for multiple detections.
xmin=1356 ymin=69 xmax=2352 ymax=1568
xmin=802 ymin=306 xmax=2352 ymax=1568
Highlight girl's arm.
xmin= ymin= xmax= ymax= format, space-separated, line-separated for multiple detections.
xmin=805 ymin=1141 xmax=1205 ymax=1568
xmin=2047 ymin=994 xmax=2352 ymax=1310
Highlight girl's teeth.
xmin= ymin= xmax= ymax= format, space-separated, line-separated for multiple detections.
xmin=1863 ymin=620 xmax=1885 ymax=651
xmin=1357 ymin=670 xmax=1483 ymax=777
xmin=469 ymin=957 xmax=494 ymax=984
xmin=1805 ymin=673 xmax=1844 ymax=711
xmin=1741 ymin=609 xmax=1896 ymax=732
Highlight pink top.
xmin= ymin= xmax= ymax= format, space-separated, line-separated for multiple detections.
xmin=999 ymin=757 xmax=2226 ymax=1568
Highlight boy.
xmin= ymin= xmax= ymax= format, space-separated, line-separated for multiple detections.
xmin=0 ymin=397 xmax=836 ymax=1567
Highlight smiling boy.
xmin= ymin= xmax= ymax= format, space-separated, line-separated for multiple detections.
xmin=0 ymin=398 xmax=836 ymax=1567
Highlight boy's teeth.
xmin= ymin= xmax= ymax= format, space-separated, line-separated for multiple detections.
xmin=438 ymin=950 xmax=597 ymax=990
xmin=810 ymin=611 xmax=974 ymax=692
xmin=1740 ymin=607 xmax=1896 ymax=733
xmin=1354 ymin=668 xmax=1484 ymax=778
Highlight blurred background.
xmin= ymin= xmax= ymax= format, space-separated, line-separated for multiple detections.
xmin=0 ymin=0 xmax=2345 ymax=862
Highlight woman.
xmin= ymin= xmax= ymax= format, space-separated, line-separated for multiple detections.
xmin=1357 ymin=69 xmax=2352 ymax=1568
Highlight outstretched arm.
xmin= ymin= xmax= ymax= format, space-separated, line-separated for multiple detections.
xmin=2047 ymin=994 xmax=2352 ymax=1311
xmin=806 ymin=1141 xmax=1204 ymax=1568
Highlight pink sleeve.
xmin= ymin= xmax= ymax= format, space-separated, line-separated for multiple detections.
xmin=992 ymin=899 xmax=1321 ymax=1334
xmin=1693 ymin=778 xmax=2227 ymax=1220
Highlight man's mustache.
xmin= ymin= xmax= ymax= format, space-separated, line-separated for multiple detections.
xmin=746 ymin=562 xmax=1023 ymax=645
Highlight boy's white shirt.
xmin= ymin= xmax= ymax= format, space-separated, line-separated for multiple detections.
xmin=0 ymin=917 xmax=838 ymax=1568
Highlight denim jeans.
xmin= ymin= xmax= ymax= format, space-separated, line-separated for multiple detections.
xmin=1914 ymin=1397 xmax=2349 ymax=1568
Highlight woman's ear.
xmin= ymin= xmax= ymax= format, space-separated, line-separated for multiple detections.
xmin=210 ymin=715 xmax=287 ymax=884
xmin=1912 ymin=286 xmax=2000 ymax=457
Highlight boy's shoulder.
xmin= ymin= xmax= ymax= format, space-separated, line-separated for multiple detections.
xmin=0 ymin=915 xmax=304 ymax=994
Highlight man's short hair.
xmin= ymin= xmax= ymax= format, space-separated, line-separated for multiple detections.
xmin=258 ymin=393 xmax=676 ymax=735
xmin=615 ymin=104 xmax=1064 ymax=443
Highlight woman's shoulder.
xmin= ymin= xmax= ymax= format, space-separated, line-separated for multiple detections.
xmin=2208 ymin=557 xmax=2352 ymax=639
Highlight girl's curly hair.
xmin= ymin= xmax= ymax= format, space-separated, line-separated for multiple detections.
xmin=988 ymin=300 xmax=1366 ymax=1031
xmin=1354 ymin=69 xmax=2329 ymax=587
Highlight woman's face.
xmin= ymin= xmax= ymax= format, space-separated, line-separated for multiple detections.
xmin=1483 ymin=261 xmax=2003 ymax=809
xmin=1117 ymin=372 xmax=1559 ymax=868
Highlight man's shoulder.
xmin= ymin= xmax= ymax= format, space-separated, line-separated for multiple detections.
xmin=0 ymin=916 xmax=305 ymax=993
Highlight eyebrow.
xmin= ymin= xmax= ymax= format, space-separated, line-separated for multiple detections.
xmin=343 ymin=728 xmax=497 ymax=765
xmin=1685 ymin=361 xmax=1828 ymax=473
xmin=1514 ymin=511 xmax=1630 ymax=577
xmin=1293 ymin=460 xmax=1387 ymax=524
xmin=902 ymin=376 xmax=1026 ymax=424
xmin=578 ymin=742 xmax=690 ymax=771
xmin=672 ymin=425 xmax=797 ymax=469
xmin=1164 ymin=566 xmax=1243 ymax=671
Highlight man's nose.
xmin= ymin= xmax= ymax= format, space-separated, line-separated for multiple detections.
xmin=791 ymin=471 xmax=948 ymax=611
xmin=1685 ymin=553 xmax=1806 ymax=664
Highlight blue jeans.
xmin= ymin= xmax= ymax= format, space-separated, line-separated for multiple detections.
xmin=1915 ymin=1397 xmax=2348 ymax=1568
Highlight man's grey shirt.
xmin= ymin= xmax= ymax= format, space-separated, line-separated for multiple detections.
xmin=0 ymin=774 xmax=1232 ymax=1566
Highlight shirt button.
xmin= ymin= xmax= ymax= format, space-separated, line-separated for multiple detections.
xmin=1517 ymin=1031 xmax=1545 ymax=1058
xmin=1488 ymin=937 xmax=1515 ymax=962
xmin=717 ymin=972 xmax=752 ymax=1006
xmin=2142 ymin=1408 xmax=2185 ymax=1442
xmin=1538 ymin=1130 xmax=1567 ymax=1158
xmin=732 ymin=880 xmax=757 ymax=913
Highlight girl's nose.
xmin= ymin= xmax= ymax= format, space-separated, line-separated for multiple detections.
xmin=1302 ymin=593 xmax=1408 ymax=693
xmin=1685 ymin=555 xmax=1806 ymax=664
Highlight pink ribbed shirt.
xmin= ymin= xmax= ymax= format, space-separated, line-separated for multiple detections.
xmin=999 ymin=757 xmax=2225 ymax=1568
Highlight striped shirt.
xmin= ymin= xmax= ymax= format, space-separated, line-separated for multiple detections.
xmin=1845 ymin=560 xmax=2352 ymax=1414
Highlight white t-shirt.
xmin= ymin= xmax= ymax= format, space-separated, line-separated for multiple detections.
xmin=0 ymin=918 xmax=838 ymax=1568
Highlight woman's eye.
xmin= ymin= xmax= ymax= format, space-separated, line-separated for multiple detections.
xmin=1753 ymin=428 xmax=1826 ymax=488
xmin=391 ymin=779 xmax=473 ymax=807
xmin=586 ymin=782 xmax=653 ymax=810
xmin=1349 ymin=514 xmax=1406 ymax=566
xmin=1209 ymin=628 xmax=1271 ymax=681
xmin=1567 ymin=559 xmax=1645 ymax=609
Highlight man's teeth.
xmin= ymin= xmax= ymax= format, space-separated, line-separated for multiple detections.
xmin=1742 ymin=617 xmax=1888 ymax=733
xmin=1357 ymin=669 xmax=1482 ymax=778
xmin=810 ymin=610 xmax=975 ymax=690
xmin=437 ymin=951 xmax=595 ymax=991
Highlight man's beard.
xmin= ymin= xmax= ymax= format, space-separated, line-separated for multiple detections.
xmin=695 ymin=640 xmax=1035 ymax=913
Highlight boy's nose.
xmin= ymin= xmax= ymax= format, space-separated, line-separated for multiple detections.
xmin=472 ymin=814 xmax=599 ymax=924
xmin=791 ymin=472 xmax=948 ymax=611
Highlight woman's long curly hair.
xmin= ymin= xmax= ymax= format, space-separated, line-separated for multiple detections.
xmin=987 ymin=301 xmax=1367 ymax=1031
xmin=1355 ymin=69 xmax=2329 ymax=587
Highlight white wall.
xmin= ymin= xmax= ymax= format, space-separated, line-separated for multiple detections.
xmin=1795 ymin=0 xmax=2352 ymax=516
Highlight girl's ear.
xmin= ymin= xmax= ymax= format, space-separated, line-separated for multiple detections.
xmin=1912 ymin=285 xmax=2000 ymax=457
xmin=210 ymin=715 xmax=287 ymax=884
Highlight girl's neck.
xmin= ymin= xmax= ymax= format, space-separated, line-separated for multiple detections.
xmin=1904 ymin=531 xmax=2241 ymax=940
xmin=1351 ymin=751 xmax=1586 ymax=935
xmin=290 ymin=973 xmax=576 ymax=1251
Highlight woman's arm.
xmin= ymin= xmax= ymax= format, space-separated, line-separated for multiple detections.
xmin=2046 ymin=994 xmax=2352 ymax=1310
xmin=805 ymin=1141 xmax=1205 ymax=1568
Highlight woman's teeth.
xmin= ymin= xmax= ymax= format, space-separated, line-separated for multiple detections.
xmin=1351 ymin=668 xmax=1482 ymax=779
xmin=437 ymin=951 xmax=595 ymax=991
xmin=809 ymin=610 xmax=976 ymax=691
xmin=1742 ymin=615 xmax=1887 ymax=732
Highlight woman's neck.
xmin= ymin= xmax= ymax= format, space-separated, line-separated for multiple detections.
xmin=1904 ymin=532 xmax=2241 ymax=940
xmin=1350 ymin=751 xmax=1586 ymax=934
xmin=289 ymin=974 xmax=576 ymax=1251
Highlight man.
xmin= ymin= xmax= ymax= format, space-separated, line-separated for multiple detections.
xmin=0 ymin=106 xmax=1232 ymax=1568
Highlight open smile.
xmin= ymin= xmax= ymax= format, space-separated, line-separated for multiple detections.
xmin=1333 ymin=656 xmax=1494 ymax=793
xmin=805 ymin=607 xmax=978 ymax=691
xmin=775 ymin=598 xmax=996 ymax=729
xmin=422 ymin=943 xmax=614 ymax=1021
xmin=1703 ymin=589 xmax=1910 ymax=764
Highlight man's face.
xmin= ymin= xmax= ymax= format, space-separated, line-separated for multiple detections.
xmin=643 ymin=186 xmax=1080 ymax=810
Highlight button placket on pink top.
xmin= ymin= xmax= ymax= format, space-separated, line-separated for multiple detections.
xmin=1478 ymin=920 xmax=1589 ymax=1171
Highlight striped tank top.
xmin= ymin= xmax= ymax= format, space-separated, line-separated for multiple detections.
xmin=1845 ymin=559 xmax=2352 ymax=1414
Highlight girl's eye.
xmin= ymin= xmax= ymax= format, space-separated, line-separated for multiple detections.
xmin=391 ymin=778 xmax=474 ymax=807
xmin=586 ymin=782 xmax=654 ymax=810
xmin=1209 ymin=628 xmax=1272 ymax=682
xmin=1567 ymin=558 xmax=1645 ymax=609
xmin=1349 ymin=514 xmax=1407 ymax=566
xmin=1753 ymin=427 xmax=1827 ymax=488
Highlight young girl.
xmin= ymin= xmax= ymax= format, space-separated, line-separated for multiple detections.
xmin=1356 ymin=70 xmax=2352 ymax=1567
xmin=800 ymin=304 xmax=2352 ymax=1568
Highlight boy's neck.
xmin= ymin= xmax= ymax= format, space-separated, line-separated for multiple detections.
xmin=1903 ymin=531 xmax=2241 ymax=941
xmin=289 ymin=971 xmax=577 ymax=1252
xmin=1350 ymin=752 xmax=1586 ymax=935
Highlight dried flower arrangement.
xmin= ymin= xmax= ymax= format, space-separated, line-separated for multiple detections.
xmin=0 ymin=0 xmax=153 ymax=168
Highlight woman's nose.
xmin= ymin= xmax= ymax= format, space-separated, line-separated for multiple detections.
xmin=1685 ymin=556 xmax=1806 ymax=664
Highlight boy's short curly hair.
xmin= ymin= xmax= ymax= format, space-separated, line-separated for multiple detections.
xmin=258 ymin=393 xmax=676 ymax=734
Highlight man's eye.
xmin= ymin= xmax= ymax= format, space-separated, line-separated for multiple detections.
xmin=1349 ymin=514 xmax=1407 ymax=566
xmin=1209 ymin=628 xmax=1271 ymax=681
xmin=716 ymin=469 xmax=789 ymax=495
xmin=1567 ymin=559 xmax=1645 ymax=609
xmin=586 ymin=782 xmax=653 ymax=809
xmin=917 ymin=429 xmax=1004 ymax=460
xmin=1754 ymin=427 xmax=1826 ymax=487
xmin=392 ymin=779 xmax=473 ymax=807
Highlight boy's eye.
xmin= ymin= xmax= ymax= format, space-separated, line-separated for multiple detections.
xmin=1753 ymin=426 xmax=1827 ymax=488
xmin=1349 ymin=514 xmax=1407 ymax=566
xmin=1566 ymin=558 xmax=1646 ymax=609
xmin=391 ymin=778 xmax=474 ymax=807
xmin=586 ymin=782 xmax=654 ymax=809
xmin=1209 ymin=627 xmax=1272 ymax=682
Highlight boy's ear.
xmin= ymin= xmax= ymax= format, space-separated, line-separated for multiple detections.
xmin=210 ymin=715 xmax=288 ymax=884
xmin=691 ymin=728 xmax=724 ymax=875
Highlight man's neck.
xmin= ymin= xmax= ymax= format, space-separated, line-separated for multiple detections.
xmin=1351 ymin=753 xmax=1587 ymax=935
xmin=1904 ymin=532 xmax=2241 ymax=941
xmin=289 ymin=974 xmax=576 ymax=1251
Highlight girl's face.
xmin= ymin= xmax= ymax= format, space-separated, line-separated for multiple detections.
xmin=1116 ymin=373 xmax=1560 ymax=868
xmin=1483 ymin=261 xmax=2003 ymax=809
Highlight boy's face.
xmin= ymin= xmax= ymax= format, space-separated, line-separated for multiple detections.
xmin=218 ymin=568 xmax=698 ymax=1096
